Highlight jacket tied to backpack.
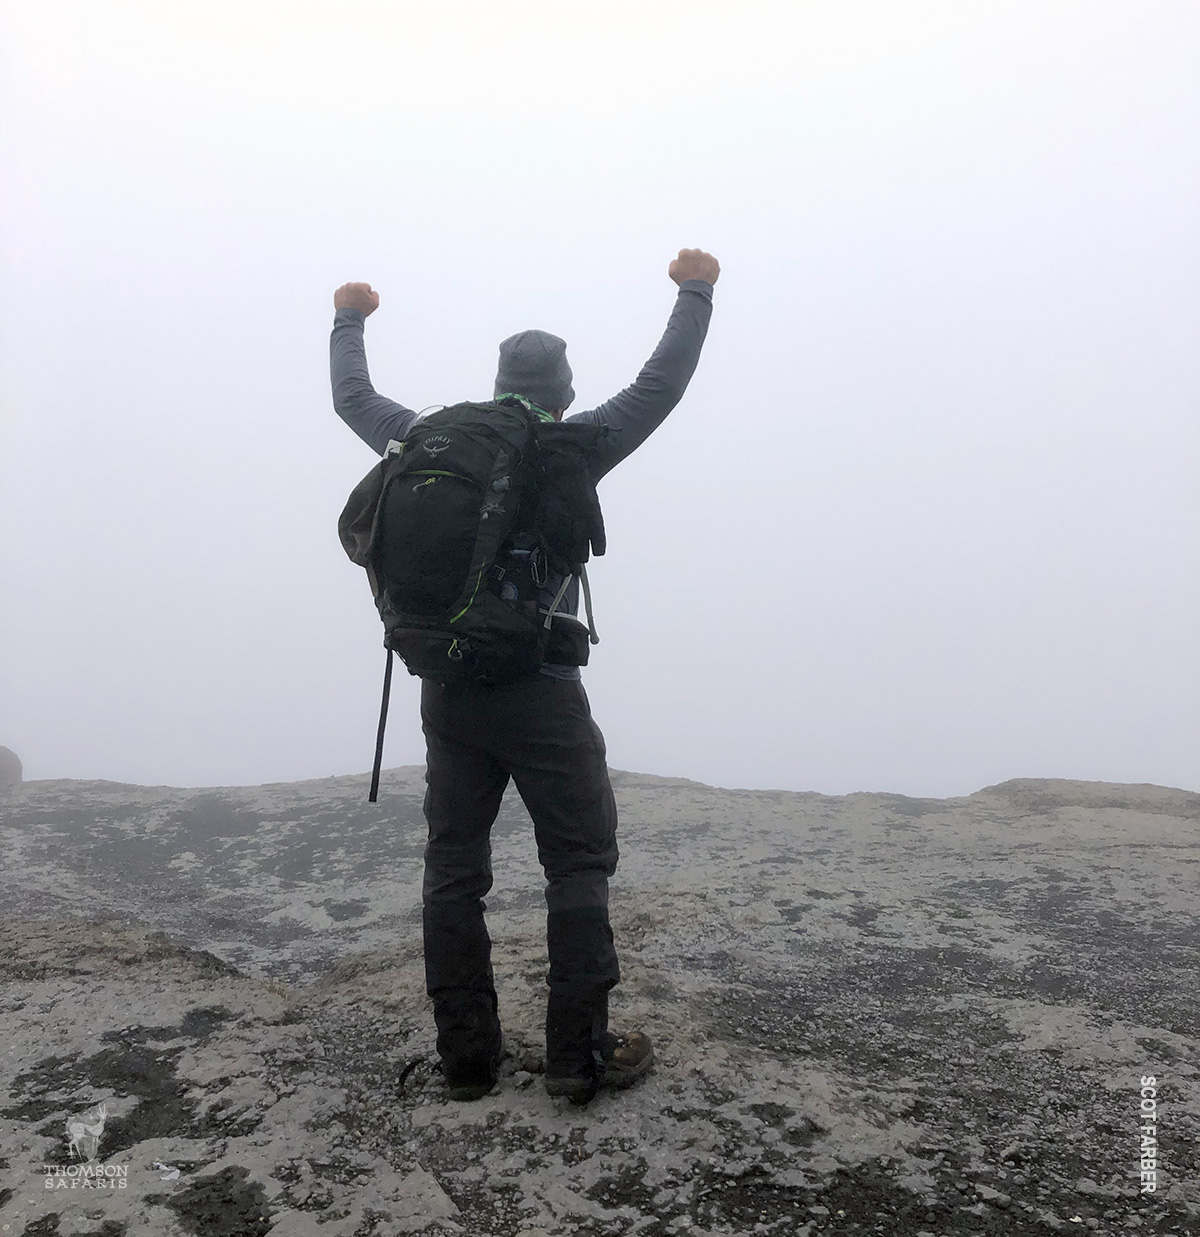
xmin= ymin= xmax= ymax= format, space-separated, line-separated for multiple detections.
xmin=339 ymin=399 xmax=613 ymax=690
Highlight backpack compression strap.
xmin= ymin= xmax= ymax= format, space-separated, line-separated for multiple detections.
xmin=541 ymin=565 xmax=601 ymax=646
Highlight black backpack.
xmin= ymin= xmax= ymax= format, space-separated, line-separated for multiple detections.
xmin=338 ymin=398 xmax=613 ymax=797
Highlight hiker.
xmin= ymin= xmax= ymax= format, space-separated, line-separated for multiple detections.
xmin=330 ymin=248 xmax=719 ymax=1103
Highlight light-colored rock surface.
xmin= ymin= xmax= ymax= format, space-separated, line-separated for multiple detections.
xmin=1 ymin=769 xmax=1197 ymax=1235
xmin=0 ymin=746 xmax=21 ymax=790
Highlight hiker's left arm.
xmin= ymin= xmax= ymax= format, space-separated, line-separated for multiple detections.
xmin=330 ymin=283 xmax=418 ymax=455
xmin=567 ymin=258 xmax=716 ymax=481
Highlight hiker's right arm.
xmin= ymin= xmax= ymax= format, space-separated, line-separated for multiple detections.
xmin=330 ymin=284 xmax=418 ymax=455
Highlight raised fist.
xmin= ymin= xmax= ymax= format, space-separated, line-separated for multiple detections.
xmin=669 ymin=248 xmax=720 ymax=287
xmin=333 ymin=282 xmax=380 ymax=315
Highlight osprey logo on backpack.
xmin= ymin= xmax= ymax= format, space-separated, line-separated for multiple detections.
xmin=421 ymin=435 xmax=452 ymax=457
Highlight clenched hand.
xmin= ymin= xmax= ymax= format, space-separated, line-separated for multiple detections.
xmin=334 ymin=282 xmax=380 ymax=315
xmin=669 ymin=248 xmax=720 ymax=286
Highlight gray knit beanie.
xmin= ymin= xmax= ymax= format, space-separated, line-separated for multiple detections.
xmin=493 ymin=329 xmax=574 ymax=413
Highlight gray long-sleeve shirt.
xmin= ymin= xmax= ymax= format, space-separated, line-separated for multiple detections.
xmin=331 ymin=278 xmax=715 ymax=677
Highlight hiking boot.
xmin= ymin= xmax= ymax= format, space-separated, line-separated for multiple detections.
xmin=544 ymin=1029 xmax=654 ymax=1100
xmin=443 ymin=1030 xmax=507 ymax=1102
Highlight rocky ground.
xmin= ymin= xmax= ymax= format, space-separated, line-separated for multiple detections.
xmin=0 ymin=769 xmax=1197 ymax=1236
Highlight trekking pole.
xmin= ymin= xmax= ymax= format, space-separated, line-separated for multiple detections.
xmin=369 ymin=648 xmax=394 ymax=803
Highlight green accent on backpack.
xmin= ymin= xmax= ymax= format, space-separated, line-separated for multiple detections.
xmin=494 ymin=392 xmax=557 ymax=423
xmin=449 ymin=567 xmax=485 ymax=627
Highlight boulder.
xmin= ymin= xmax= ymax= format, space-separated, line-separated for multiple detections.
xmin=0 ymin=746 xmax=22 ymax=789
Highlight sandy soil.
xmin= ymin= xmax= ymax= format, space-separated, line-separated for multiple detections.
xmin=0 ymin=769 xmax=1197 ymax=1236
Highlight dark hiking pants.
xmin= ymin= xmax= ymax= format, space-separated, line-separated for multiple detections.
xmin=419 ymin=673 xmax=621 ymax=1078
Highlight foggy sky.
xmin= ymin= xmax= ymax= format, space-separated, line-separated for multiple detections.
xmin=2 ymin=1 xmax=1197 ymax=797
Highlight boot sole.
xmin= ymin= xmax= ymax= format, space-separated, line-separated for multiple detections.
xmin=544 ymin=1044 xmax=655 ymax=1097
xmin=445 ymin=1032 xmax=506 ymax=1101
xmin=447 ymin=1082 xmax=496 ymax=1101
